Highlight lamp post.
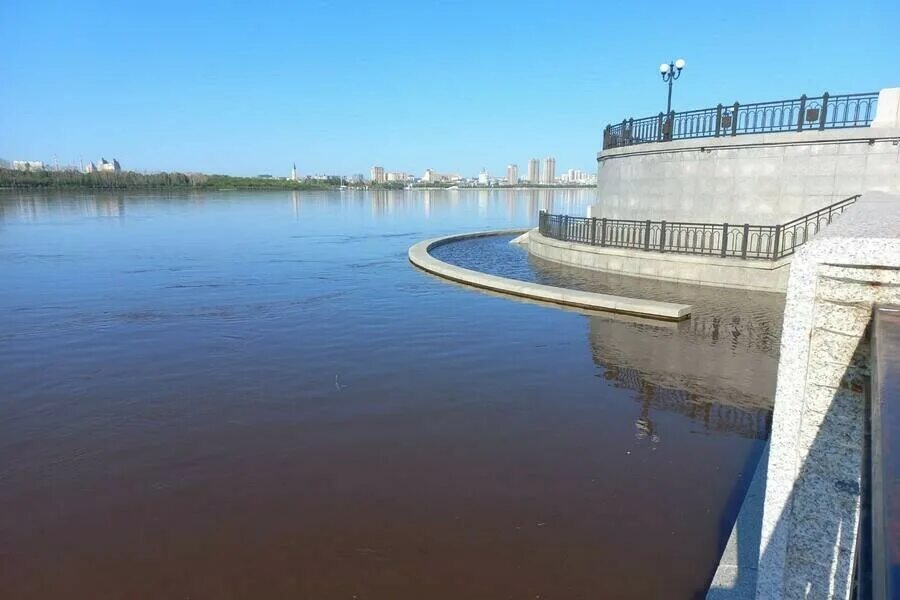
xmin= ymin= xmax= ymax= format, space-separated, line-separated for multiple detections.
xmin=659 ymin=58 xmax=686 ymax=114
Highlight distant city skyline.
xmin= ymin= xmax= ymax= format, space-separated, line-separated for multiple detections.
xmin=361 ymin=161 xmax=593 ymax=185
xmin=1 ymin=1 xmax=897 ymax=176
xmin=1 ymin=152 xmax=591 ymax=184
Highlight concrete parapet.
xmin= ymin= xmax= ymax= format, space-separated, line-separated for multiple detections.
xmin=872 ymin=88 xmax=900 ymax=128
xmin=706 ymin=191 xmax=900 ymax=599
xmin=527 ymin=230 xmax=791 ymax=292
xmin=408 ymin=230 xmax=692 ymax=320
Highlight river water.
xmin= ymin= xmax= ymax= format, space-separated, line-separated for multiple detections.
xmin=0 ymin=189 xmax=782 ymax=599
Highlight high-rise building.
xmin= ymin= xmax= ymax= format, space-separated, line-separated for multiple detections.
xmin=477 ymin=169 xmax=489 ymax=186
xmin=370 ymin=166 xmax=385 ymax=183
xmin=291 ymin=163 xmax=298 ymax=181
xmin=385 ymin=171 xmax=408 ymax=182
xmin=506 ymin=164 xmax=518 ymax=185
xmin=527 ymin=158 xmax=540 ymax=183
xmin=542 ymin=157 xmax=556 ymax=184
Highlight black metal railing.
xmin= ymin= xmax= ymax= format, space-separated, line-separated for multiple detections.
xmin=538 ymin=194 xmax=859 ymax=261
xmin=858 ymin=306 xmax=900 ymax=600
xmin=603 ymin=91 xmax=879 ymax=150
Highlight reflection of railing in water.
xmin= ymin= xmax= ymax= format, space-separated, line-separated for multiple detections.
xmin=684 ymin=314 xmax=781 ymax=357
xmin=539 ymin=195 xmax=859 ymax=261
xmin=600 ymin=363 xmax=772 ymax=441
xmin=526 ymin=247 xmax=784 ymax=355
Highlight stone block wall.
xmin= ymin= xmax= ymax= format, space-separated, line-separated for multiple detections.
xmin=527 ymin=230 xmax=791 ymax=292
xmin=591 ymin=118 xmax=900 ymax=225
xmin=753 ymin=191 xmax=900 ymax=599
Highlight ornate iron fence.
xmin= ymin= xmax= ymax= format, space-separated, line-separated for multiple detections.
xmin=538 ymin=194 xmax=859 ymax=261
xmin=603 ymin=92 xmax=879 ymax=150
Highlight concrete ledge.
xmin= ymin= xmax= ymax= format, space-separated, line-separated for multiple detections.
xmin=408 ymin=230 xmax=692 ymax=321
xmin=598 ymin=126 xmax=900 ymax=161
xmin=707 ymin=443 xmax=769 ymax=599
xmin=527 ymin=230 xmax=791 ymax=292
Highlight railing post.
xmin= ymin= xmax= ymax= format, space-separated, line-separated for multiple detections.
xmin=819 ymin=92 xmax=829 ymax=131
xmin=562 ymin=215 xmax=568 ymax=241
xmin=772 ymin=224 xmax=782 ymax=258
xmin=797 ymin=94 xmax=807 ymax=131
xmin=741 ymin=223 xmax=750 ymax=259
xmin=600 ymin=218 xmax=607 ymax=247
xmin=715 ymin=104 xmax=723 ymax=137
xmin=731 ymin=102 xmax=739 ymax=136
xmin=644 ymin=220 xmax=652 ymax=250
xmin=659 ymin=220 xmax=667 ymax=252
xmin=590 ymin=217 xmax=597 ymax=245
xmin=721 ymin=223 xmax=729 ymax=257
xmin=657 ymin=112 xmax=664 ymax=142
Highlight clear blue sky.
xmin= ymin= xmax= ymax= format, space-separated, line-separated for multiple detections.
xmin=2 ymin=0 xmax=898 ymax=177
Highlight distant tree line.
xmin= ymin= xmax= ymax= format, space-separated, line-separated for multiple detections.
xmin=0 ymin=168 xmax=340 ymax=190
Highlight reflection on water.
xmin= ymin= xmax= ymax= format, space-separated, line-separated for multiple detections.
xmin=593 ymin=337 xmax=773 ymax=443
xmin=433 ymin=233 xmax=784 ymax=442
xmin=1 ymin=189 xmax=774 ymax=599
xmin=0 ymin=187 xmax=595 ymax=225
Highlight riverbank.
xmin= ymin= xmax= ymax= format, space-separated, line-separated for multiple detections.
xmin=0 ymin=169 xmax=596 ymax=191
xmin=0 ymin=168 xmax=340 ymax=191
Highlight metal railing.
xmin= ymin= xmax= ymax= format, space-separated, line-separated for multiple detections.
xmin=858 ymin=306 xmax=900 ymax=600
xmin=538 ymin=194 xmax=859 ymax=261
xmin=603 ymin=91 xmax=879 ymax=150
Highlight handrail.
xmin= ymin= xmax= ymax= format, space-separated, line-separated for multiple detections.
xmin=865 ymin=306 xmax=900 ymax=600
xmin=537 ymin=194 xmax=859 ymax=261
xmin=603 ymin=92 xmax=879 ymax=150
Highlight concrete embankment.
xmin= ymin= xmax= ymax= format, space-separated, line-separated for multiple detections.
xmin=408 ymin=230 xmax=692 ymax=321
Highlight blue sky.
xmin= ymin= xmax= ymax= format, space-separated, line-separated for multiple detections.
xmin=2 ymin=0 xmax=898 ymax=177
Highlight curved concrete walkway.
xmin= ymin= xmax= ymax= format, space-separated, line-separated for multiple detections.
xmin=408 ymin=230 xmax=692 ymax=321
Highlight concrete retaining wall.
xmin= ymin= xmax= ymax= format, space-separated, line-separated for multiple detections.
xmin=408 ymin=230 xmax=692 ymax=320
xmin=527 ymin=230 xmax=791 ymax=292
xmin=591 ymin=125 xmax=900 ymax=225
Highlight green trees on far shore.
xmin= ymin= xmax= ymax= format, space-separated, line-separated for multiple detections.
xmin=0 ymin=168 xmax=340 ymax=190
xmin=0 ymin=168 xmax=596 ymax=191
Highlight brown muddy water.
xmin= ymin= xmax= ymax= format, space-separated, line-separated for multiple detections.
xmin=0 ymin=189 xmax=783 ymax=599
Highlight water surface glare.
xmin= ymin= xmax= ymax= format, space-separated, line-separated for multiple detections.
xmin=1 ymin=189 xmax=777 ymax=599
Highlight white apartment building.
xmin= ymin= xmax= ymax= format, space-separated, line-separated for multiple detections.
xmin=527 ymin=158 xmax=540 ymax=183
xmin=541 ymin=157 xmax=556 ymax=184
xmin=507 ymin=164 xmax=518 ymax=185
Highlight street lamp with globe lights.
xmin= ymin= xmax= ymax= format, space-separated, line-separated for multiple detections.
xmin=660 ymin=58 xmax=686 ymax=114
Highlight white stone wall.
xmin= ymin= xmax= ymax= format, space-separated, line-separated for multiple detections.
xmin=754 ymin=191 xmax=900 ymax=599
xmin=527 ymin=230 xmax=791 ymax=292
xmin=591 ymin=128 xmax=900 ymax=225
